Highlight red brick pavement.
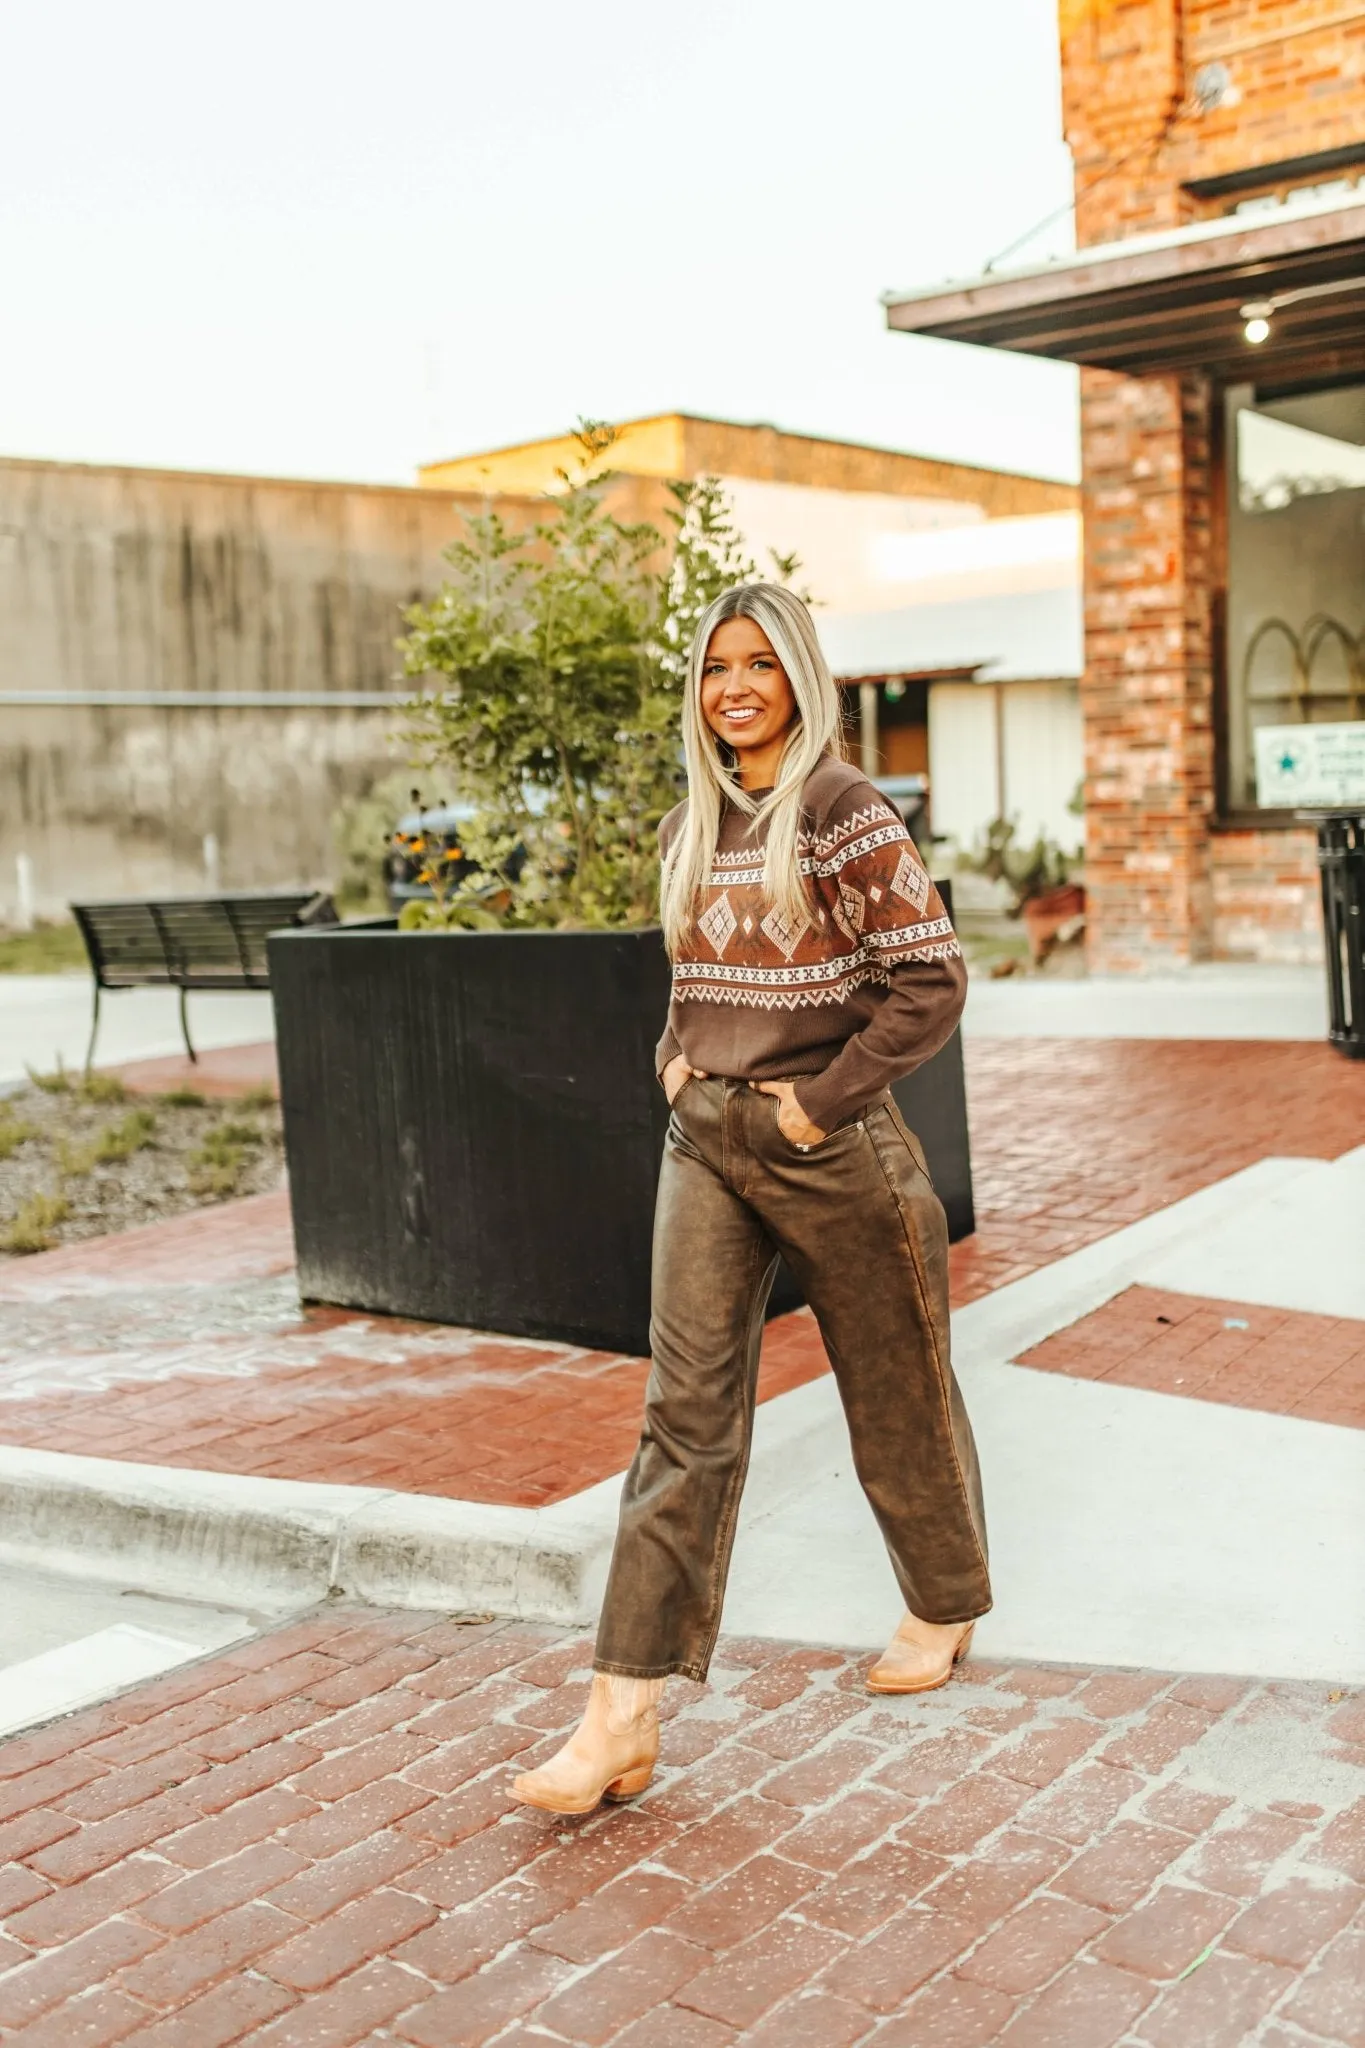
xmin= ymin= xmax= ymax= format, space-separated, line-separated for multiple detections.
xmin=108 ymin=1042 xmax=279 ymax=1102
xmin=0 ymin=1191 xmax=295 ymax=1298
xmin=1019 ymin=1287 xmax=1365 ymax=1432
xmin=950 ymin=1039 xmax=1365 ymax=1302
xmin=0 ymin=1612 xmax=1361 ymax=2046
xmin=1 ymin=1038 xmax=1362 ymax=1507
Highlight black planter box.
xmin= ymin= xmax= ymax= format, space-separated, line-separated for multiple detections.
xmin=270 ymin=919 xmax=973 ymax=1357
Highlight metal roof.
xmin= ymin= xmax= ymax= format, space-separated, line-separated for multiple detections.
xmin=883 ymin=191 xmax=1365 ymax=384
xmin=822 ymin=583 xmax=1083 ymax=686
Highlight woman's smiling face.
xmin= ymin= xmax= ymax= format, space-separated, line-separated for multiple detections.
xmin=700 ymin=615 xmax=799 ymax=788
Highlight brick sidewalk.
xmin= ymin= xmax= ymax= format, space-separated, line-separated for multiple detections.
xmin=0 ymin=1612 xmax=1361 ymax=2046
xmin=108 ymin=1043 xmax=280 ymax=1103
xmin=1020 ymin=1288 xmax=1365 ymax=1431
xmin=1 ymin=1038 xmax=1363 ymax=1506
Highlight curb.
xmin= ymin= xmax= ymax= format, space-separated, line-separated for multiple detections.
xmin=0 ymin=1445 xmax=621 ymax=1626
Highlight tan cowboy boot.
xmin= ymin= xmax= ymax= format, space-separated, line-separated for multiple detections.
xmin=511 ymin=1673 xmax=663 ymax=1816
xmin=866 ymin=1614 xmax=975 ymax=1695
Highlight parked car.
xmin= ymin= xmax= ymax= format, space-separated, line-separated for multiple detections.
xmin=873 ymin=772 xmax=930 ymax=848
xmin=385 ymin=796 xmax=538 ymax=913
xmin=384 ymin=801 xmax=479 ymax=912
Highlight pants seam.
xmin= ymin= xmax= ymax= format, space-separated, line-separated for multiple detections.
xmin=866 ymin=1119 xmax=991 ymax=1596
xmin=693 ymin=1224 xmax=770 ymax=1677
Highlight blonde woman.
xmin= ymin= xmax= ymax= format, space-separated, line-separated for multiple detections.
xmin=513 ymin=583 xmax=991 ymax=1815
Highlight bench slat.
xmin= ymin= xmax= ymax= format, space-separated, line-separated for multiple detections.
xmin=71 ymin=892 xmax=327 ymax=990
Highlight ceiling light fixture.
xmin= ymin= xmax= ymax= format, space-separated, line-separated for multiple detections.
xmin=1239 ymin=275 xmax=1365 ymax=348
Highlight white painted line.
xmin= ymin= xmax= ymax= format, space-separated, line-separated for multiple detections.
xmin=0 ymin=1623 xmax=243 ymax=1739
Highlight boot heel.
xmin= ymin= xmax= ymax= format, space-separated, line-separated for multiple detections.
xmin=954 ymin=1624 xmax=975 ymax=1666
xmin=603 ymin=1765 xmax=653 ymax=1802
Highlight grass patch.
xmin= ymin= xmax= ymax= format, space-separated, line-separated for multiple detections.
xmin=92 ymin=1108 xmax=158 ymax=1164
xmin=24 ymin=1061 xmax=130 ymax=1103
xmin=0 ymin=1114 xmax=37 ymax=1161
xmin=158 ymin=1085 xmax=206 ymax=1107
xmin=205 ymin=1119 xmax=262 ymax=1150
xmin=80 ymin=1071 xmax=128 ymax=1104
xmin=238 ymin=1082 xmax=278 ymax=1110
xmin=1 ymin=1191 xmax=71 ymax=1255
xmin=186 ymin=1115 xmax=264 ymax=1200
xmin=185 ymin=1160 xmax=243 ymax=1199
xmin=26 ymin=1058 xmax=73 ymax=1095
xmin=59 ymin=1108 xmax=159 ymax=1178
xmin=0 ymin=923 xmax=87 ymax=974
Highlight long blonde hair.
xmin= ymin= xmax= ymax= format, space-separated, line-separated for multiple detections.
xmin=660 ymin=583 xmax=845 ymax=958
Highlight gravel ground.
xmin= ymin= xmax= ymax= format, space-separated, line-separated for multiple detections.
xmin=0 ymin=1075 xmax=285 ymax=1255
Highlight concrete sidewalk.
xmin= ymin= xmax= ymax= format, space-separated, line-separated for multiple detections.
xmin=0 ymin=976 xmax=275 ymax=1089
xmin=962 ymin=963 xmax=1328 ymax=1041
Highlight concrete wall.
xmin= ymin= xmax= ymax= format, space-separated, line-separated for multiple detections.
xmin=0 ymin=459 xmax=535 ymax=919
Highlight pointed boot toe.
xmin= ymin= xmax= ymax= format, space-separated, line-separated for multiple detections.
xmin=509 ymin=1673 xmax=661 ymax=1816
xmin=866 ymin=1618 xmax=975 ymax=1696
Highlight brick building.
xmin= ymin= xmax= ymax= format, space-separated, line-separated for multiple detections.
xmin=886 ymin=0 xmax=1365 ymax=969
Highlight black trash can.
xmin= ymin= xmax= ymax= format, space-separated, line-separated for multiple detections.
xmin=1304 ymin=811 xmax=1365 ymax=1060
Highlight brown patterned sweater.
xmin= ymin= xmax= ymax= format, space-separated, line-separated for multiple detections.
xmin=655 ymin=755 xmax=967 ymax=1133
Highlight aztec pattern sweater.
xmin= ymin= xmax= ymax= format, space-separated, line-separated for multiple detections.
xmin=655 ymin=755 xmax=967 ymax=1134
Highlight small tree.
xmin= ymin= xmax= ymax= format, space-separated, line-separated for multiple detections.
xmin=397 ymin=424 xmax=805 ymax=931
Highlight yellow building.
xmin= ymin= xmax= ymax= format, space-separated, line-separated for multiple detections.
xmin=419 ymin=412 xmax=1073 ymax=521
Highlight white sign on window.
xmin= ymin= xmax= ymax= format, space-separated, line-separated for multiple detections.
xmin=1254 ymin=722 xmax=1365 ymax=808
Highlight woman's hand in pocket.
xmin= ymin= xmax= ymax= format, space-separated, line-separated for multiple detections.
xmin=751 ymin=1078 xmax=826 ymax=1149
xmin=663 ymin=1054 xmax=707 ymax=1106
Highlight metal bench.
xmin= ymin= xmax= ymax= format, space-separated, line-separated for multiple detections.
xmin=70 ymin=890 xmax=337 ymax=1069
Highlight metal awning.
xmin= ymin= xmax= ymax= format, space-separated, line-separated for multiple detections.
xmin=883 ymin=193 xmax=1365 ymax=384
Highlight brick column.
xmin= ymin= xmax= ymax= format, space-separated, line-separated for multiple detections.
xmin=1080 ymin=367 xmax=1215 ymax=971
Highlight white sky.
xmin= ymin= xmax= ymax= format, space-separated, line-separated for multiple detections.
xmin=0 ymin=0 xmax=1081 ymax=487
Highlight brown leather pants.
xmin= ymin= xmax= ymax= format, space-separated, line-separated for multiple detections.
xmin=594 ymin=1077 xmax=991 ymax=1681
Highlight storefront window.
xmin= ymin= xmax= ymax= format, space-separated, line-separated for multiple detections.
xmin=1225 ymin=380 xmax=1365 ymax=811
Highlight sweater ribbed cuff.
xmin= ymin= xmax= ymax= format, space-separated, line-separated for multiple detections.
xmin=656 ymin=1025 xmax=683 ymax=1084
xmin=790 ymin=1067 xmax=857 ymax=1137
